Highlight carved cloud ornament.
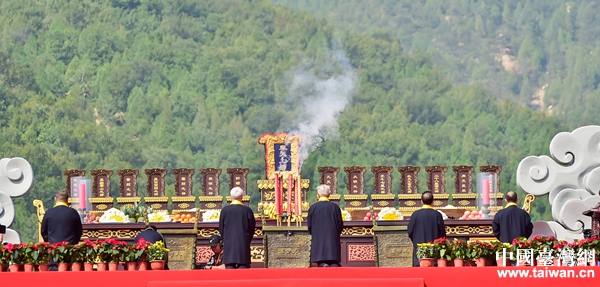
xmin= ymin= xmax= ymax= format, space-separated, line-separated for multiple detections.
xmin=0 ymin=157 xmax=34 ymax=243
xmin=517 ymin=126 xmax=600 ymax=241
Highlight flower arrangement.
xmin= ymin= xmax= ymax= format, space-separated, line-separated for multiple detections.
xmin=134 ymin=239 xmax=152 ymax=262
xmin=451 ymin=239 xmax=467 ymax=260
xmin=340 ymin=209 xmax=352 ymax=221
xmin=35 ymin=242 xmax=53 ymax=265
xmin=202 ymin=210 xmax=220 ymax=222
xmin=97 ymin=239 xmax=127 ymax=262
xmin=0 ymin=245 xmax=8 ymax=268
xmin=530 ymin=235 xmax=558 ymax=256
xmin=416 ymin=242 xmax=437 ymax=259
xmin=467 ymin=241 xmax=495 ymax=260
xmin=99 ymin=208 xmax=130 ymax=223
xmin=4 ymin=243 xmax=25 ymax=265
xmin=575 ymin=237 xmax=600 ymax=260
xmin=493 ymin=242 xmax=514 ymax=255
xmin=432 ymin=237 xmax=453 ymax=260
xmin=70 ymin=242 xmax=88 ymax=263
xmin=81 ymin=239 xmax=99 ymax=263
xmin=147 ymin=241 xmax=169 ymax=261
xmin=50 ymin=242 xmax=72 ymax=263
xmin=149 ymin=211 xmax=171 ymax=222
xmin=21 ymin=243 xmax=39 ymax=264
xmin=376 ymin=207 xmax=404 ymax=220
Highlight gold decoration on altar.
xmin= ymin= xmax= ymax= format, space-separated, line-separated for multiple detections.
xmin=371 ymin=194 xmax=396 ymax=200
xmin=145 ymin=196 xmax=169 ymax=202
xmin=197 ymin=196 xmax=222 ymax=202
xmin=116 ymin=196 xmax=141 ymax=203
xmin=341 ymin=227 xmax=373 ymax=236
xmin=82 ymin=229 xmax=141 ymax=239
xmin=250 ymin=246 xmax=264 ymax=262
xmin=404 ymin=201 xmax=416 ymax=206
xmin=377 ymin=201 xmax=389 ymax=207
xmin=205 ymin=203 xmax=217 ymax=209
xmin=349 ymin=201 xmax=362 ymax=207
xmin=522 ymin=194 xmax=535 ymax=214
xmin=445 ymin=225 xmax=493 ymax=235
xmin=198 ymin=228 xmax=219 ymax=237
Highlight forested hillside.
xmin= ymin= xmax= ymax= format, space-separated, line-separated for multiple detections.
xmin=272 ymin=0 xmax=600 ymax=127
xmin=0 ymin=0 xmax=566 ymax=242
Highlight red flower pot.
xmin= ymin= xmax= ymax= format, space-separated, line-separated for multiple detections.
xmin=23 ymin=263 xmax=35 ymax=272
xmin=138 ymin=261 xmax=148 ymax=271
xmin=419 ymin=258 xmax=435 ymax=267
xmin=126 ymin=262 xmax=137 ymax=271
xmin=150 ymin=260 xmax=166 ymax=270
xmin=9 ymin=264 xmax=21 ymax=272
xmin=84 ymin=262 xmax=94 ymax=271
xmin=97 ymin=262 xmax=107 ymax=271
xmin=108 ymin=262 xmax=119 ymax=271
xmin=58 ymin=263 xmax=70 ymax=272
xmin=453 ymin=259 xmax=464 ymax=267
xmin=38 ymin=264 xmax=49 ymax=271
xmin=71 ymin=262 xmax=83 ymax=271
xmin=437 ymin=259 xmax=448 ymax=267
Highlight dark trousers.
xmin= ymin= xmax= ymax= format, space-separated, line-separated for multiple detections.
xmin=225 ymin=263 xmax=250 ymax=269
xmin=317 ymin=260 xmax=341 ymax=267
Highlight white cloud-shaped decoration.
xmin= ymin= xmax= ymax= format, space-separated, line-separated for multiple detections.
xmin=517 ymin=126 xmax=600 ymax=241
xmin=0 ymin=157 xmax=34 ymax=243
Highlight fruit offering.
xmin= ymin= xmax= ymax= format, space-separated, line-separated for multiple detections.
xmin=83 ymin=213 xmax=98 ymax=224
xmin=172 ymin=213 xmax=194 ymax=223
xmin=459 ymin=210 xmax=485 ymax=220
xmin=363 ymin=211 xmax=378 ymax=221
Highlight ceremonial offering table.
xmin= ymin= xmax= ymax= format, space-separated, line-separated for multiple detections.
xmin=82 ymin=219 xmax=494 ymax=268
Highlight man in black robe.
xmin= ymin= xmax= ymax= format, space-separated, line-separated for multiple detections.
xmin=308 ymin=184 xmax=343 ymax=267
xmin=492 ymin=191 xmax=533 ymax=243
xmin=219 ymin=187 xmax=256 ymax=269
xmin=41 ymin=190 xmax=83 ymax=270
xmin=408 ymin=191 xmax=446 ymax=267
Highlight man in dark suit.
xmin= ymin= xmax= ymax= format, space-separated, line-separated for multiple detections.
xmin=219 ymin=187 xmax=256 ymax=269
xmin=492 ymin=191 xmax=533 ymax=243
xmin=41 ymin=190 xmax=83 ymax=270
xmin=408 ymin=191 xmax=446 ymax=266
xmin=308 ymin=184 xmax=344 ymax=267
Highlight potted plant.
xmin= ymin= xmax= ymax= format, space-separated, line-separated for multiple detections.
xmin=122 ymin=243 xmax=145 ymax=271
xmin=450 ymin=239 xmax=467 ymax=267
xmin=416 ymin=242 xmax=436 ymax=267
xmin=512 ymin=237 xmax=535 ymax=266
xmin=81 ymin=239 xmax=98 ymax=271
xmin=467 ymin=240 xmax=494 ymax=267
xmin=35 ymin=242 xmax=52 ymax=271
xmin=432 ymin=237 xmax=453 ymax=267
xmin=5 ymin=243 xmax=24 ymax=272
xmin=70 ymin=242 xmax=88 ymax=271
xmin=147 ymin=241 xmax=169 ymax=270
xmin=493 ymin=242 xmax=514 ymax=267
xmin=530 ymin=235 xmax=559 ymax=266
xmin=574 ymin=237 xmax=599 ymax=266
xmin=136 ymin=239 xmax=152 ymax=270
xmin=97 ymin=239 xmax=127 ymax=271
xmin=0 ymin=244 xmax=9 ymax=272
xmin=51 ymin=242 xmax=72 ymax=272
xmin=21 ymin=243 xmax=38 ymax=272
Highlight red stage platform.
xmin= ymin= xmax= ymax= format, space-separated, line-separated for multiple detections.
xmin=1 ymin=266 xmax=597 ymax=287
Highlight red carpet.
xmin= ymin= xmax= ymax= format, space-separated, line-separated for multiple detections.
xmin=1 ymin=267 xmax=596 ymax=287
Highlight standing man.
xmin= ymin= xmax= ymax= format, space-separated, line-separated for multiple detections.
xmin=307 ymin=184 xmax=343 ymax=267
xmin=41 ymin=190 xmax=83 ymax=270
xmin=492 ymin=191 xmax=533 ymax=243
xmin=408 ymin=191 xmax=446 ymax=267
xmin=219 ymin=187 xmax=256 ymax=269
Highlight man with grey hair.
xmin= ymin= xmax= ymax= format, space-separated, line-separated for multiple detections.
xmin=219 ymin=187 xmax=256 ymax=269
xmin=308 ymin=184 xmax=343 ymax=267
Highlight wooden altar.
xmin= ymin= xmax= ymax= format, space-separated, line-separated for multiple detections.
xmin=78 ymin=219 xmax=496 ymax=268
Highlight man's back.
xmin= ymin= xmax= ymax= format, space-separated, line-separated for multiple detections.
xmin=307 ymin=201 xmax=343 ymax=262
xmin=41 ymin=205 xmax=83 ymax=244
xmin=492 ymin=205 xmax=533 ymax=243
xmin=408 ymin=209 xmax=446 ymax=243
xmin=219 ymin=204 xmax=256 ymax=265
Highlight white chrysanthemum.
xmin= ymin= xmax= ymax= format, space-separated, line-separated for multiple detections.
xmin=99 ymin=208 xmax=130 ymax=223
xmin=202 ymin=210 xmax=220 ymax=222
xmin=340 ymin=209 xmax=352 ymax=221
xmin=377 ymin=207 xmax=404 ymax=221
xmin=438 ymin=210 xmax=448 ymax=220
xmin=148 ymin=211 xmax=171 ymax=222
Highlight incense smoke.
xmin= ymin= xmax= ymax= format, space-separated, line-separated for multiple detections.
xmin=278 ymin=44 xmax=357 ymax=168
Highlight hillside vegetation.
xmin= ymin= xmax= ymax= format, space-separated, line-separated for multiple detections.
xmin=0 ymin=0 xmax=565 ymax=242
xmin=273 ymin=0 xmax=600 ymax=127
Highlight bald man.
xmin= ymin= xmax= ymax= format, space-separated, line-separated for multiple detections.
xmin=492 ymin=191 xmax=533 ymax=243
xmin=408 ymin=191 xmax=446 ymax=267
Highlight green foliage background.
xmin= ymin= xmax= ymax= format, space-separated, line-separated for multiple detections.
xmin=0 ymin=0 xmax=569 ymax=242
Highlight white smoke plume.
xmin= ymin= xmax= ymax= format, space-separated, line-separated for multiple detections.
xmin=279 ymin=44 xmax=357 ymax=168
